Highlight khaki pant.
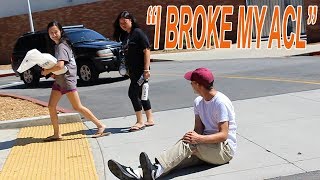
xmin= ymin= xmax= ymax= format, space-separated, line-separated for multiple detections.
xmin=156 ymin=140 xmax=233 ymax=174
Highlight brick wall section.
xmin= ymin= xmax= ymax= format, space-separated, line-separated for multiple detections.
xmin=304 ymin=1 xmax=320 ymax=43
xmin=0 ymin=0 xmax=265 ymax=65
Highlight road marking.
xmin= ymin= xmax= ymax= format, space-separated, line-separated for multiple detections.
xmin=153 ymin=73 xmax=320 ymax=85
xmin=219 ymin=75 xmax=320 ymax=85
xmin=0 ymin=81 xmax=23 ymax=89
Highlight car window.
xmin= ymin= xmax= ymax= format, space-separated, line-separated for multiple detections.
xmin=14 ymin=34 xmax=49 ymax=53
xmin=24 ymin=36 xmax=37 ymax=50
xmin=32 ymin=34 xmax=47 ymax=52
xmin=65 ymin=29 xmax=108 ymax=44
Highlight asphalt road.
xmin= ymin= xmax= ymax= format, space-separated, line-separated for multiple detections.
xmin=1 ymin=56 xmax=320 ymax=119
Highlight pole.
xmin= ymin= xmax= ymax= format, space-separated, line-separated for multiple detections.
xmin=27 ymin=0 xmax=34 ymax=32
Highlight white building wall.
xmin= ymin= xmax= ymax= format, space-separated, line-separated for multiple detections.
xmin=0 ymin=0 xmax=101 ymax=18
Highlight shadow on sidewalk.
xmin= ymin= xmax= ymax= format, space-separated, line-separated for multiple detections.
xmin=0 ymin=139 xmax=17 ymax=151
xmin=0 ymin=133 xmax=100 ymax=151
xmin=62 ymin=127 xmax=132 ymax=136
xmin=0 ymin=126 xmax=133 ymax=151
xmin=0 ymin=137 xmax=57 ymax=150
xmin=62 ymin=129 xmax=93 ymax=136
xmin=158 ymin=163 xmax=224 ymax=179
xmin=105 ymin=127 xmax=134 ymax=134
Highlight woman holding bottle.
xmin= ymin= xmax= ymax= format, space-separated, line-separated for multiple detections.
xmin=113 ymin=11 xmax=154 ymax=131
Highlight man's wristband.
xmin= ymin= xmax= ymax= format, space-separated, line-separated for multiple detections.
xmin=144 ymin=70 xmax=150 ymax=72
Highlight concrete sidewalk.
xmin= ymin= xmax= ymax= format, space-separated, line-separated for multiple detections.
xmin=2 ymin=89 xmax=319 ymax=179
xmin=81 ymin=89 xmax=320 ymax=179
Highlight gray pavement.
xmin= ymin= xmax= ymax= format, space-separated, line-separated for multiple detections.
xmin=84 ymin=89 xmax=320 ymax=179
xmin=1 ymin=43 xmax=320 ymax=179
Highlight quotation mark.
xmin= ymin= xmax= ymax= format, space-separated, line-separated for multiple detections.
xmin=307 ymin=5 xmax=318 ymax=25
xmin=146 ymin=6 xmax=162 ymax=50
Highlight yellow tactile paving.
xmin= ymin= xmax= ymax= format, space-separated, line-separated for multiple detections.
xmin=0 ymin=123 xmax=98 ymax=180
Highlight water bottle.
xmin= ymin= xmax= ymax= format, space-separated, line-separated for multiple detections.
xmin=119 ymin=64 xmax=127 ymax=76
xmin=141 ymin=81 xmax=149 ymax=101
xmin=137 ymin=74 xmax=144 ymax=86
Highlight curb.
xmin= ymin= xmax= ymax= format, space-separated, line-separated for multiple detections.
xmin=0 ymin=93 xmax=80 ymax=129
xmin=0 ymin=113 xmax=81 ymax=129
xmin=292 ymin=51 xmax=320 ymax=57
xmin=310 ymin=51 xmax=320 ymax=56
xmin=0 ymin=72 xmax=15 ymax=78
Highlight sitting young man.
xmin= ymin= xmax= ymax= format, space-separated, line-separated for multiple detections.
xmin=108 ymin=67 xmax=237 ymax=179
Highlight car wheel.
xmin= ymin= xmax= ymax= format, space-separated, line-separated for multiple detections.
xmin=21 ymin=69 xmax=40 ymax=88
xmin=78 ymin=61 xmax=99 ymax=83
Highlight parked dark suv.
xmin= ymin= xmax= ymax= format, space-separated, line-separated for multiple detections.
xmin=11 ymin=25 xmax=125 ymax=87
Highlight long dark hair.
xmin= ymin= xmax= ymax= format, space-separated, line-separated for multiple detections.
xmin=47 ymin=20 xmax=71 ymax=47
xmin=113 ymin=11 xmax=139 ymax=42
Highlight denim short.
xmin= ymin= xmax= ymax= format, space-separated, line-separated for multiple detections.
xmin=52 ymin=83 xmax=77 ymax=95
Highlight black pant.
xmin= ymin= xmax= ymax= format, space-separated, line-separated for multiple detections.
xmin=128 ymin=80 xmax=151 ymax=112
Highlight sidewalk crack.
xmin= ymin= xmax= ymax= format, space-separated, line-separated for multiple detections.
xmin=237 ymin=133 xmax=307 ymax=172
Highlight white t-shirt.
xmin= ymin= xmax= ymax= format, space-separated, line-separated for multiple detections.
xmin=194 ymin=92 xmax=237 ymax=155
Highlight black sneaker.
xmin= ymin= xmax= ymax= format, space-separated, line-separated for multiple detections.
xmin=139 ymin=152 xmax=158 ymax=180
xmin=108 ymin=159 xmax=141 ymax=180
